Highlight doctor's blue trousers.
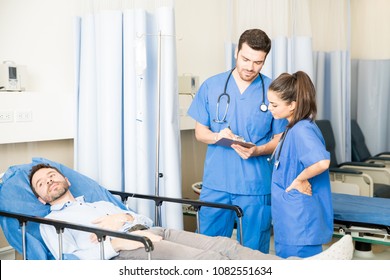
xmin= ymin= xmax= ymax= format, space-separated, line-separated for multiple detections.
xmin=199 ymin=186 xmax=271 ymax=253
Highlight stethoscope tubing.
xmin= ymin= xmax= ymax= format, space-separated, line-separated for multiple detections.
xmin=268 ymin=128 xmax=289 ymax=167
xmin=214 ymin=68 xmax=267 ymax=124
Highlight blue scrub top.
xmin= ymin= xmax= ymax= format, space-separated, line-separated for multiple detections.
xmin=271 ymin=120 xmax=333 ymax=245
xmin=187 ymin=70 xmax=287 ymax=195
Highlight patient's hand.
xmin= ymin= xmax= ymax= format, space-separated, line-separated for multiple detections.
xmin=131 ymin=230 xmax=163 ymax=242
xmin=92 ymin=213 xmax=134 ymax=231
xmin=111 ymin=231 xmax=162 ymax=252
xmin=90 ymin=213 xmax=135 ymax=243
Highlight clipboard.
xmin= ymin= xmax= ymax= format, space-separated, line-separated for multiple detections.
xmin=215 ymin=137 xmax=255 ymax=148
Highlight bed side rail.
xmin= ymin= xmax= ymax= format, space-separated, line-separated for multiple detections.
xmin=334 ymin=219 xmax=390 ymax=235
xmin=0 ymin=210 xmax=154 ymax=260
xmin=334 ymin=219 xmax=390 ymax=248
xmin=109 ymin=190 xmax=244 ymax=244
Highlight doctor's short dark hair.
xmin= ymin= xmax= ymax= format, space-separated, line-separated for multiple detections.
xmin=28 ymin=163 xmax=64 ymax=197
xmin=237 ymin=29 xmax=271 ymax=55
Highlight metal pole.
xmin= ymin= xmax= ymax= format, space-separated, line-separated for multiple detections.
xmin=21 ymin=222 xmax=27 ymax=260
xmin=99 ymin=238 xmax=105 ymax=260
xmin=238 ymin=218 xmax=243 ymax=245
xmin=154 ymin=30 xmax=162 ymax=226
xmin=57 ymin=230 xmax=63 ymax=260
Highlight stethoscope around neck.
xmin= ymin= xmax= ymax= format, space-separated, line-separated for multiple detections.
xmin=267 ymin=128 xmax=289 ymax=169
xmin=213 ymin=68 xmax=268 ymax=124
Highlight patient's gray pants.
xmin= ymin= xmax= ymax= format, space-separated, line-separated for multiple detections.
xmin=112 ymin=227 xmax=282 ymax=260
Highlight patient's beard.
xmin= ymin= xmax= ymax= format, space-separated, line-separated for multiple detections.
xmin=43 ymin=181 xmax=69 ymax=203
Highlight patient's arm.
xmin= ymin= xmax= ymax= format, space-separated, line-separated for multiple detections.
xmin=111 ymin=230 xmax=162 ymax=252
xmin=41 ymin=223 xmax=119 ymax=260
xmin=90 ymin=211 xmax=154 ymax=243
xmin=41 ymin=223 xmax=160 ymax=260
xmin=92 ymin=213 xmax=134 ymax=231
xmin=89 ymin=213 xmax=133 ymax=243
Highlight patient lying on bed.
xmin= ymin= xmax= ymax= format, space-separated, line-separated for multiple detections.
xmin=29 ymin=163 xmax=353 ymax=260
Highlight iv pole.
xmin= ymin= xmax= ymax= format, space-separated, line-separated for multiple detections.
xmin=154 ymin=31 xmax=163 ymax=226
xmin=149 ymin=29 xmax=177 ymax=226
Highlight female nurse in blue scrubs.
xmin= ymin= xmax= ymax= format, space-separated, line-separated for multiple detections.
xmin=267 ymin=71 xmax=333 ymax=258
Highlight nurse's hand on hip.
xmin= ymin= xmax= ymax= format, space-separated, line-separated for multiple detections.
xmin=286 ymin=178 xmax=312 ymax=196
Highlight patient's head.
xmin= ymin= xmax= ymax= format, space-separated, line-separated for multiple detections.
xmin=29 ymin=163 xmax=72 ymax=204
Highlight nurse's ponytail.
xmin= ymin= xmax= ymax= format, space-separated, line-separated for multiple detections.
xmin=294 ymin=71 xmax=317 ymax=124
xmin=269 ymin=71 xmax=317 ymax=127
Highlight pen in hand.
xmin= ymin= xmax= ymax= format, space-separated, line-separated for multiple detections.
xmin=227 ymin=126 xmax=245 ymax=142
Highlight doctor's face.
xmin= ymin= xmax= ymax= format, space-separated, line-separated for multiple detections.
xmin=267 ymin=90 xmax=295 ymax=122
xmin=235 ymin=43 xmax=267 ymax=82
xmin=31 ymin=168 xmax=70 ymax=204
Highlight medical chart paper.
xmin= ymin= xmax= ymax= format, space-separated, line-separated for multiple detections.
xmin=215 ymin=138 xmax=255 ymax=148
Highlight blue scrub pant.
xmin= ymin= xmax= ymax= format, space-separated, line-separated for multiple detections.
xmin=274 ymin=242 xmax=323 ymax=258
xmin=199 ymin=186 xmax=271 ymax=253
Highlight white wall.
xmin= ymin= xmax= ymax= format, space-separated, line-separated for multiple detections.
xmin=351 ymin=0 xmax=390 ymax=59
xmin=0 ymin=0 xmax=78 ymax=93
xmin=175 ymin=0 xmax=228 ymax=83
xmin=0 ymin=0 xmax=78 ymax=144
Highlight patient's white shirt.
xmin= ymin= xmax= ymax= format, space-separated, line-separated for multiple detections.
xmin=40 ymin=196 xmax=153 ymax=260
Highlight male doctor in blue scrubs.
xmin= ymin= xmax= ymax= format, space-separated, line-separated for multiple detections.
xmin=187 ymin=29 xmax=287 ymax=253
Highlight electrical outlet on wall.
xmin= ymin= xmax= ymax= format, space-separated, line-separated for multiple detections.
xmin=0 ymin=110 xmax=14 ymax=122
xmin=15 ymin=110 xmax=33 ymax=122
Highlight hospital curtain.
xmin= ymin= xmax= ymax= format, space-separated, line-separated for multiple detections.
xmin=350 ymin=0 xmax=390 ymax=155
xmin=352 ymin=60 xmax=390 ymax=154
xmin=74 ymin=0 xmax=183 ymax=229
xmin=227 ymin=0 xmax=351 ymax=162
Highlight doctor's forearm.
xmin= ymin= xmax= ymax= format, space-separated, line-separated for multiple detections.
xmin=194 ymin=122 xmax=235 ymax=145
xmin=195 ymin=129 xmax=219 ymax=144
xmin=194 ymin=122 xmax=218 ymax=144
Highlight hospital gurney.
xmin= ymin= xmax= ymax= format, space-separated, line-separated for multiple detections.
xmin=0 ymin=157 xmax=243 ymax=260
xmin=332 ymin=193 xmax=390 ymax=253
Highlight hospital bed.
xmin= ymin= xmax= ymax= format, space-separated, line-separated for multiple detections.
xmin=0 ymin=157 xmax=243 ymax=260
xmin=316 ymin=119 xmax=390 ymax=198
xmin=351 ymin=119 xmax=390 ymax=166
xmin=332 ymin=193 xmax=390 ymax=257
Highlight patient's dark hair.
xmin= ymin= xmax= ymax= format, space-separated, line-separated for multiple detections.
xmin=29 ymin=163 xmax=63 ymax=197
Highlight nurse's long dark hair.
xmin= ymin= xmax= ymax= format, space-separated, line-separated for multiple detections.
xmin=269 ymin=71 xmax=317 ymax=128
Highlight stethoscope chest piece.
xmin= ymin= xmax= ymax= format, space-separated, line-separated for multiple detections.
xmin=260 ymin=103 xmax=268 ymax=112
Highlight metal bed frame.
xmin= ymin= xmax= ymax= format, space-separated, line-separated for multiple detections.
xmin=332 ymin=193 xmax=390 ymax=254
xmin=0 ymin=191 xmax=243 ymax=260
